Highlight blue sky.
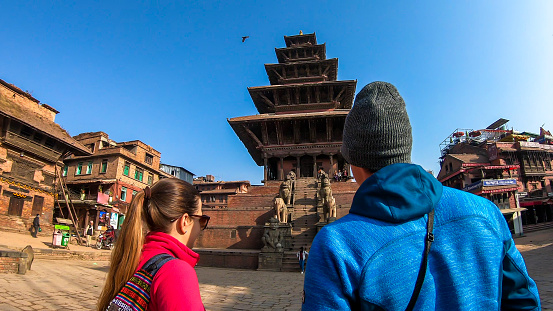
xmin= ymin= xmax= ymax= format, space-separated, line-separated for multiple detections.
xmin=1 ymin=1 xmax=552 ymax=184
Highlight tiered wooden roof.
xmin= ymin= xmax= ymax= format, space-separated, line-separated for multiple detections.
xmin=229 ymin=32 xmax=356 ymax=166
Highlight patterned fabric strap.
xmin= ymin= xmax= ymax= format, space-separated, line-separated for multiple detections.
xmin=107 ymin=254 xmax=175 ymax=311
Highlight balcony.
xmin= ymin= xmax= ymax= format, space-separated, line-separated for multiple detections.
xmin=3 ymin=131 xmax=62 ymax=162
xmin=58 ymin=190 xmax=111 ymax=206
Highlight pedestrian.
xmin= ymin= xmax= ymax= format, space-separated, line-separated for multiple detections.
xmin=31 ymin=214 xmax=40 ymax=238
xmin=84 ymin=221 xmax=94 ymax=247
xmin=297 ymin=246 xmax=308 ymax=274
xmin=302 ymin=82 xmax=540 ymax=310
xmin=97 ymin=178 xmax=208 ymax=311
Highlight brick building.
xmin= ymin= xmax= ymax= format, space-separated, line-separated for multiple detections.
xmin=193 ymin=175 xmax=250 ymax=209
xmin=60 ymin=131 xmax=161 ymax=231
xmin=0 ymin=79 xmax=90 ymax=233
xmin=437 ymin=119 xmax=553 ymax=235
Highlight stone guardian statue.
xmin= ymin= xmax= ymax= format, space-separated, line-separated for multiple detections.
xmin=273 ymin=197 xmax=288 ymax=223
xmin=279 ymin=177 xmax=292 ymax=205
xmin=261 ymin=217 xmax=283 ymax=252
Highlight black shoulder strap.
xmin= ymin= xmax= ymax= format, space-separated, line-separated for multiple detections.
xmin=405 ymin=210 xmax=435 ymax=311
xmin=142 ymin=253 xmax=176 ymax=277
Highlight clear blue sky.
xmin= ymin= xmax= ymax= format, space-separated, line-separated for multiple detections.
xmin=1 ymin=1 xmax=552 ymax=184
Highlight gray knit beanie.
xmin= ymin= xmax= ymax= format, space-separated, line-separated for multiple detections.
xmin=341 ymin=81 xmax=412 ymax=171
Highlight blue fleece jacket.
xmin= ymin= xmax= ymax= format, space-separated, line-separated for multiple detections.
xmin=302 ymin=163 xmax=540 ymax=310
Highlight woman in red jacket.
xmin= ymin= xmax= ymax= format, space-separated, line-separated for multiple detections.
xmin=98 ymin=178 xmax=209 ymax=310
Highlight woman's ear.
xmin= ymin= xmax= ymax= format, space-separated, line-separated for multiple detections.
xmin=176 ymin=214 xmax=190 ymax=235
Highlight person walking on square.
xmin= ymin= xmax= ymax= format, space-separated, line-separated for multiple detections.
xmin=31 ymin=214 xmax=40 ymax=238
xmin=297 ymin=246 xmax=308 ymax=274
xmin=98 ymin=178 xmax=209 ymax=311
xmin=84 ymin=221 xmax=94 ymax=247
xmin=302 ymin=82 xmax=540 ymax=310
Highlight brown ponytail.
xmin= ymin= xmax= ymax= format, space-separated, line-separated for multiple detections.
xmin=97 ymin=179 xmax=200 ymax=310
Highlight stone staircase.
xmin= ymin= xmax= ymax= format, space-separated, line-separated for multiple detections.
xmin=282 ymin=178 xmax=319 ymax=272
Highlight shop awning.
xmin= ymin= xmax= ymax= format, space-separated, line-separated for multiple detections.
xmin=500 ymin=207 xmax=527 ymax=214
xmin=519 ymin=200 xmax=549 ymax=207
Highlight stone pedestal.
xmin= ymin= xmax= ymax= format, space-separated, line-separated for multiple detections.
xmin=258 ymin=220 xmax=292 ymax=271
xmin=258 ymin=252 xmax=283 ymax=271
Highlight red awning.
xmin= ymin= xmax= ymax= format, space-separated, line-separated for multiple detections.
xmin=519 ymin=201 xmax=544 ymax=207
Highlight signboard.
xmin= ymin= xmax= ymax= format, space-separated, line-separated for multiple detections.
xmin=482 ymin=179 xmax=517 ymax=187
xmin=518 ymin=192 xmax=528 ymax=198
xmin=463 ymin=181 xmax=482 ymax=192
xmin=110 ymin=213 xmax=119 ymax=229
xmin=54 ymin=224 xmax=70 ymax=231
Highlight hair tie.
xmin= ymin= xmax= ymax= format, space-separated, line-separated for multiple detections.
xmin=144 ymin=186 xmax=151 ymax=199
xmin=143 ymin=186 xmax=151 ymax=211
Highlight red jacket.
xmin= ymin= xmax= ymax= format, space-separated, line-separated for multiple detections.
xmin=137 ymin=232 xmax=204 ymax=311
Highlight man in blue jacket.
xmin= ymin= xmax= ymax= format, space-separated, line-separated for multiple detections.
xmin=302 ymin=82 xmax=540 ymax=310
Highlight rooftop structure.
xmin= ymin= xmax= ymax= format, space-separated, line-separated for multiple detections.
xmin=159 ymin=163 xmax=194 ymax=184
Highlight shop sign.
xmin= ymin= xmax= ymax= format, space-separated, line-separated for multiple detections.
xmin=463 ymin=181 xmax=482 ymax=192
xmin=482 ymin=179 xmax=517 ymax=187
xmin=110 ymin=213 xmax=119 ymax=229
xmin=548 ymin=192 xmax=553 ymax=198
xmin=518 ymin=192 xmax=528 ymax=198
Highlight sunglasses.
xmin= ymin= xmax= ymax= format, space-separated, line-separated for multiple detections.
xmin=189 ymin=214 xmax=210 ymax=230
xmin=170 ymin=214 xmax=210 ymax=230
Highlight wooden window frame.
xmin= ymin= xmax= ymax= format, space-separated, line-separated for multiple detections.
xmin=100 ymin=159 xmax=108 ymax=174
xmin=76 ymin=162 xmax=83 ymax=175
xmin=86 ymin=161 xmax=93 ymax=174
xmin=123 ymin=162 xmax=130 ymax=176
xmin=121 ymin=186 xmax=127 ymax=201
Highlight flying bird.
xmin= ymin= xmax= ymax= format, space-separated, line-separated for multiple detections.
xmin=242 ymin=36 xmax=249 ymax=42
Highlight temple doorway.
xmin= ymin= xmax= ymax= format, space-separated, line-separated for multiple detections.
xmin=300 ymin=155 xmax=314 ymax=177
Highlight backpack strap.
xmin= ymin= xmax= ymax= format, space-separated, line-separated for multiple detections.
xmin=142 ymin=253 xmax=175 ymax=277
xmin=106 ymin=253 xmax=176 ymax=311
xmin=405 ymin=210 xmax=435 ymax=311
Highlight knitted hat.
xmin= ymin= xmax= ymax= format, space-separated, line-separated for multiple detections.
xmin=341 ymin=82 xmax=412 ymax=171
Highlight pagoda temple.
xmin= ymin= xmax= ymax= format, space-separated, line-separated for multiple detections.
xmin=229 ymin=32 xmax=357 ymax=181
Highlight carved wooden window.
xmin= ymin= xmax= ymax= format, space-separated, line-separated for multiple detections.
xmin=45 ymin=138 xmax=55 ymax=149
xmin=20 ymin=126 xmax=33 ymax=138
xmin=62 ymin=165 xmax=68 ymax=177
xmin=545 ymin=153 xmax=552 ymax=171
xmin=11 ymin=160 xmax=36 ymax=180
xmin=147 ymin=174 xmax=153 ymax=185
xmin=33 ymin=133 xmax=43 ymax=143
xmin=145 ymin=153 xmax=153 ymax=165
